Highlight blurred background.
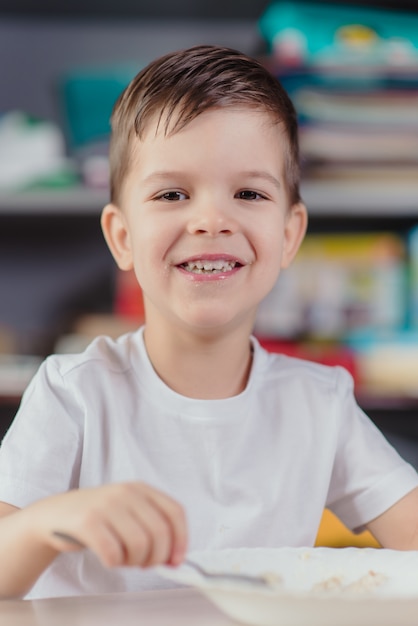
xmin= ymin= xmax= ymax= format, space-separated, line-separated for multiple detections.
xmin=1 ymin=0 xmax=418 ymax=459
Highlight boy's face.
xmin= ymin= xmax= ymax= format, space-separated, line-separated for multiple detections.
xmin=102 ymin=107 xmax=307 ymax=338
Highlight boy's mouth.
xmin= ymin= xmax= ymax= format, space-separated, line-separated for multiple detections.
xmin=179 ymin=260 xmax=242 ymax=274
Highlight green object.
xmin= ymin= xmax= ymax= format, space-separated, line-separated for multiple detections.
xmin=59 ymin=65 xmax=139 ymax=149
xmin=22 ymin=167 xmax=80 ymax=190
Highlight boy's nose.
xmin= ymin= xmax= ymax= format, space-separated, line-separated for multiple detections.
xmin=187 ymin=198 xmax=238 ymax=236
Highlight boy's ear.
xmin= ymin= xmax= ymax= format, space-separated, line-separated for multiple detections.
xmin=101 ymin=203 xmax=134 ymax=271
xmin=281 ymin=202 xmax=308 ymax=269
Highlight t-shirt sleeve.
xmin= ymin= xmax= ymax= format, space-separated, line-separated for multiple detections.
xmin=326 ymin=367 xmax=418 ymax=531
xmin=0 ymin=357 xmax=83 ymax=508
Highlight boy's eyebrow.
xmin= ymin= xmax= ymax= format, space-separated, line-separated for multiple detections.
xmin=241 ymin=170 xmax=281 ymax=190
xmin=142 ymin=171 xmax=185 ymax=184
xmin=142 ymin=170 xmax=281 ymax=189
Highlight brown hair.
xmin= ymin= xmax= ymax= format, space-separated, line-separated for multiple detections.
xmin=109 ymin=44 xmax=301 ymax=205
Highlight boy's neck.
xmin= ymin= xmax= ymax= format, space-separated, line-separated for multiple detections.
xmin=142 ymin=322 xmax=254 ymax=400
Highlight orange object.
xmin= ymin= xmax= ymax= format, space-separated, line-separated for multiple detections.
xmin=315 ymin=509 xmax=380 ymax=548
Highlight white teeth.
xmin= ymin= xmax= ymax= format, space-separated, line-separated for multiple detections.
xmin=181 ymin=260 xmax=237 ymax=274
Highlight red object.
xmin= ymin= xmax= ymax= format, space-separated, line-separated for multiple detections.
xmin=114 ymin=269 xmax=145 ymax=323
xmin=257 ymin=337 xmax=358 ymax=386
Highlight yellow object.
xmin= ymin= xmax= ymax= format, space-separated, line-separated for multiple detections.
xmin=315 ymin=509 xmax=380 ymax=548
xmin=336 ymin=24 xmax=379 ymax=48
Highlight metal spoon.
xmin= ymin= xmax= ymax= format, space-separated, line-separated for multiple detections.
xmin=52 ymin=531 xmax=272 ymax=588
xmin=183 ymin=557 xmax=272 ymax=588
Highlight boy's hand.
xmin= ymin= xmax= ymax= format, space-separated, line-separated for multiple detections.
xmin=24 ymin=482 xmax=187 ymax=569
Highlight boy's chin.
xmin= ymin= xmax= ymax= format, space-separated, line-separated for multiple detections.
xmin=179 ymin=310 xmax=256 ymax=337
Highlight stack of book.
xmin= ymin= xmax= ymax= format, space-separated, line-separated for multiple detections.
xmin=259 ymin=1 xmax=418 ymax=197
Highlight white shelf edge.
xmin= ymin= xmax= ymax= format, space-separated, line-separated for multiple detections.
xmin=301 ymin=181 xmax=418 ymax=215
xmin=0 ymin=188 xmax=109 ymax=214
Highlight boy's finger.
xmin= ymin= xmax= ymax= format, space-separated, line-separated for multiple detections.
xmin=52 ymin=526 xmax=126 ymax=568
xmin=123 ymin=490 xmax=184 ymax=566
xmin=138 ymin=485 xmax=188 ymax=565
xmin=98 ymin=502 xmax=163 ymax=567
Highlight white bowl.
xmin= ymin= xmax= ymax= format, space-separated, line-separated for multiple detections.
xmin=158 ymin=547 xmax=418 ymax=626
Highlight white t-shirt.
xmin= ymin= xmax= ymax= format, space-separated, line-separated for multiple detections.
xmin=0 ymin=328 xmax=417 ymax=599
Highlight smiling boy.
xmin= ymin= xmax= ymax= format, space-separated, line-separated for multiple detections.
xmin=102 ymin=106 xmax=306 ymax=399
xmin=0 ymin=45 xmax=417 ymax=600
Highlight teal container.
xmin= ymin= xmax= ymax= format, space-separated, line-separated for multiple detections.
xmin=408 ymin=225 xmax=418 ymax=330
xmin=59 ymin=65 xmax=139 ymax=150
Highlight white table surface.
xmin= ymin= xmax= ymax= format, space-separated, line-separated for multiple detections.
xmin=0 ymin=587 xmax=239 ymax=626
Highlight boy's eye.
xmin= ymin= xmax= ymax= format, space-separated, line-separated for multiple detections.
xmin=157 ymin=191 xmax=187 ymax=201
xmin=236 ymin=190 xmax=265 ymax=201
